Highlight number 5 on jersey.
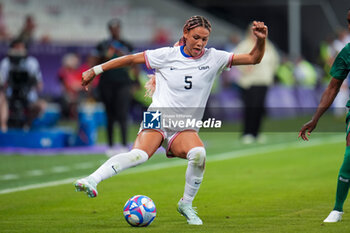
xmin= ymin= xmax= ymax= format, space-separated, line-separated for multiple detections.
xmin=185 ymin=76 xmax=192 ymax=90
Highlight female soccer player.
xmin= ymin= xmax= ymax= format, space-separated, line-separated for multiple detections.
xmin=299 ymin=9 xmax=350 ymax=223
xmin=75 ymin=15 xmax=268 ymax=225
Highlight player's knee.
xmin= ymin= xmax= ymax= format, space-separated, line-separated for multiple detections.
xmin=130 ymin=149 xmax=149 ymax=162
xmin=187 ymin=147 xmax=206 ymax=168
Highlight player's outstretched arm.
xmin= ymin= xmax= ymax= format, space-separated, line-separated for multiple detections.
xmin=298 ymin=78 xmax=343 ymax=141
xmin=82 ymin=52 xmax=145 ymax=90
xmin=232 ymin=21 xmax=267 ymax=66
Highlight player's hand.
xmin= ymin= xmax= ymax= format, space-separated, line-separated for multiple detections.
xmin=81 ymin=68 xmax=96 ymax=91
xmin=298 ymin=120 xmax=317 ymax=141
xmin=252 ymin=21 xmax=268 ymax=40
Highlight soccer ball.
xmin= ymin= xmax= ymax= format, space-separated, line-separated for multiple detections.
xmin=123 ymin=195 xmax=156 ymax=227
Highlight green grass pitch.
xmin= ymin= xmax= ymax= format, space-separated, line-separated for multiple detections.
xmin=1 ymin=131 xmax=350 ymax=232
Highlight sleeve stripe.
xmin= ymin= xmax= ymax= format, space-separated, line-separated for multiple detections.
xmin=227 ymin=53 xmax=234 ymax=68
xmin=143 ymin=51 xmax=152 ymax=70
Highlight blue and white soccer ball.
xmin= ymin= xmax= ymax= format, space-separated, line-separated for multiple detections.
xmin=123 ymin=195 xmax=156 ymax=227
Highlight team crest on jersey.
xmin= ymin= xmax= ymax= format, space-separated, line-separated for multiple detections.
xmin=143 ymin=110 xmax=161 ymax=129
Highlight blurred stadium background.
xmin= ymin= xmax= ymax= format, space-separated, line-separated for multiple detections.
xmin=1 ymin=0 xmax=350 ymax=232
xmin=0 ymin=0 xmax=348 ymax=135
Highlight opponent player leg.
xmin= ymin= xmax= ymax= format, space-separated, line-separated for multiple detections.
xmin=170 ymin=131 xmax=205 ymax=225
xmin=74 ymin=130 xmax=163 ymax=197
xmin=324 ymin=132 xmax=350 ymax=222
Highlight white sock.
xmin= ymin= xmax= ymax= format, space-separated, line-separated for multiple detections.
xmin=182 ymin=147 xmax=206 ymax=204
xmin=89 ymin=149 xmax=148 ymax=184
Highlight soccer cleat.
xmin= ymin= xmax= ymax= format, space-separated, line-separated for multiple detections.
xmin=177 ymin=200 xmax=203 ymax=225
xmin=74 ymin=177 xmax=98 ymax=198
xmin=323 ymin=210 xmax=343 ymax=222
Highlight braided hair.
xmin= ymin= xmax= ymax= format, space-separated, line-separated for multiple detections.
xmin=177 ymin=15 xmax=211 ymax=46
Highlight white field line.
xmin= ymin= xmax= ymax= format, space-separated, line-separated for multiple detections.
xmin=0 ymin=178 xmax=78 ymax=194
xmin=0 ymin=135 xmax=344 ymax=195
xmin=51 ymin=166 xmax=70 ymax=173
xmin=0 ymin=163 xmax=99 ymax=181
xmin=0 ymin=174 xmax=19 ymax=180
xmin=73 ymin=162 xmax=96 ymax=169
xmin=26 ymin=170 xmax=44 ymax=176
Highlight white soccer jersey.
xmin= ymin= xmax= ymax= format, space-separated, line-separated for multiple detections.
xmin=144 ymin=46 xmax=233 ymax=109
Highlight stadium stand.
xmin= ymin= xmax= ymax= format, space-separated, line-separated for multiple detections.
xmin=2 ymin=0 xmax=240 ymax=44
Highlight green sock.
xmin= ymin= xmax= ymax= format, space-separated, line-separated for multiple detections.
xmin=334 ymin=177 xmax=350 ymax=211
xmin=334 ymin=146 xmax=350 ymax=212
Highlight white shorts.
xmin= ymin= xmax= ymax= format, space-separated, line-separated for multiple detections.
xmin=138 ymin=124 xmax=196 ymax=157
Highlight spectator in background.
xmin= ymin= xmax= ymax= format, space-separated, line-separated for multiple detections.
xmin=0 ymin=74 xmax=8 ymax=132
xmin=222 ymin=34 xmax=241 ymax=87
xmin=0 ymin=39 xmax=46 ymax=129
xmin=152 ymin=28 xmax=171 ymax=45
xmin=96 ymin=18 xmax=138 ymax=157
xmin=78 ymin=52 xmax=99 ymax=101
xmin=294 ymin=56 xmax=317 ymax=88
xmin=18 ymin=15 xmax=36 ymax=46
xmin=235 ymin=23 xmax=280 ymax=144
xmin=58 ymin=53 xmax=83 ymax=119
xmin=332 ymin=28 xmax=350 ymax=54
xmin=319 ymin=36 xmax=336 ymax=84
xmin=224 ymin=34 xmax=240 ymax=53
xmin=276 ymin=55 xmax=295 ymax=87
xmin=0 ymin=3 xmax=9 ymax=41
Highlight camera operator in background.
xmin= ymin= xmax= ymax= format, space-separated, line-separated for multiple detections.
xmin=0 ymin=39 xmax=46 ymax=129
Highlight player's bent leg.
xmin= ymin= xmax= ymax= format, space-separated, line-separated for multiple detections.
xmin=133 ymin=130 xmax=164 ymax=156
xmin=177 ymin=146 xmax=206 ymax=225
xmin=74 ymin=149 xmax=148 ymax=198
xmin=170 ymin=133 xmax=205 ymax=225
xmin=183 ymin=147 xmax=206 ymax=204
xmin=74 ymin=130 xmax=162 ymax=198
xmin=91 ymin=149 xmax=149 ymax=181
